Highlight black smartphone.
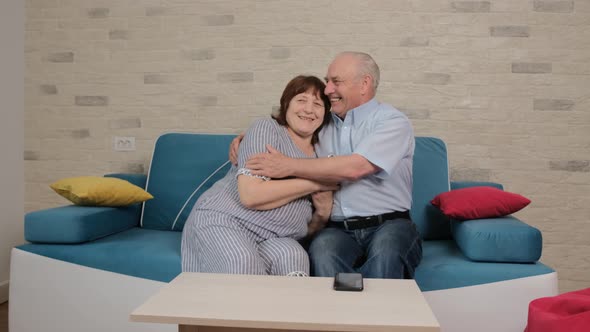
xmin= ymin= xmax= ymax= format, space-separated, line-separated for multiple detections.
xmin=333 ymin=272 xmax=364 ymax=292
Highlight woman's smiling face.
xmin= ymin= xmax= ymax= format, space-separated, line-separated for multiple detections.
xmin=285 ymin=90 xmax=326 ymax=140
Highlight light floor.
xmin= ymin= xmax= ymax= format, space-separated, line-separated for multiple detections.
xmin=0 ymin=302 xmax=7 ymax=332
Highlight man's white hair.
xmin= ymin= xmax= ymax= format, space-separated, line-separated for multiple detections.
xmin=337 ymin=51 xmax=380 ymax=92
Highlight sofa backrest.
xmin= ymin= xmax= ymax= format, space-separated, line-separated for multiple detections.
xmin=141 ymin=133 xmax=236 ymax=231
xmin=141 ymin=133 xmax=452 ymax=238
xmin=411 ymin=137 xmax=451 ymax=240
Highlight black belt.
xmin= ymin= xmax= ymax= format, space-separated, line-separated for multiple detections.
xmin=328 ymin=211 xmax=411 ymax=231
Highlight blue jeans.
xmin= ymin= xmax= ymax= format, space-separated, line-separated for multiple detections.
xmin=308 ymin=218 xmax=422 ymax=279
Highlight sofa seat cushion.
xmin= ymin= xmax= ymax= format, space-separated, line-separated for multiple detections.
xmin=18 ymin=233 xmax=553 ymax=291
xmin=451 ymin=217 xmax=542 ymax=263
xmin=415 ymin=240 xmax=554 ymax=292
xmin=18 ymin=227 xmax=181 ymax=282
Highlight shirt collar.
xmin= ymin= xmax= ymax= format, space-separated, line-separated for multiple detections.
xmin=331 ymin=98 xmax=378 ymax=126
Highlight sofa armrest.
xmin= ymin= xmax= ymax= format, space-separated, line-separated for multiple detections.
xmin=451 ymin=181 xmax=503 ymax=190
xmin=451 ymin=216 xmax=542 ymax=263
xmin=25 ymin=205 xmax=140 ymax=244
xmin=105 ymin=173 xmax=147 ymax=188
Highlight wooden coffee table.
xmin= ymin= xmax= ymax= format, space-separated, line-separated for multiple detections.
xmin=130 ymin=272 xmax=439 ymax=332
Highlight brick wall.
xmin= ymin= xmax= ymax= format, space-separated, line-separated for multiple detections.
xmin=25 ymin=0 xmax=590 ymax=293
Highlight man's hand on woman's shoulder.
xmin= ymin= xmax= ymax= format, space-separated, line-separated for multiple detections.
xmin=246 ymin=145 xmax=294 ymax=179
xmin=229 ymin=133 xmax=244 ymax=165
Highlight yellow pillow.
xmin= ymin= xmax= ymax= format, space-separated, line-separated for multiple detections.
xmin=50 ymin=176 xmax=153 ymax=207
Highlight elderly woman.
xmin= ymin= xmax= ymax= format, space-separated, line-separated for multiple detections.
xmin=181 ymin=75 xmax=336 ymax=276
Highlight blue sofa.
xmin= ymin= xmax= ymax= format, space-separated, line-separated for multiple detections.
xmin=10 ymin=133 xmax=558 ymax=332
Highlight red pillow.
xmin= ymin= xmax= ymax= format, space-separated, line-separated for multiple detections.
xmin=525 ymin=288 xmax=590 ymax=332
xmin=431 ymin=186 xmax=531 ymax=220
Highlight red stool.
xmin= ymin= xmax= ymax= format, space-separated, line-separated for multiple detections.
xmin=525 ymin=288 xmax=590 ymax=332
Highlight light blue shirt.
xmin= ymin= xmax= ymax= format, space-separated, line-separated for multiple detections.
xmin=316 ymin=98 xmax=415 ymax=220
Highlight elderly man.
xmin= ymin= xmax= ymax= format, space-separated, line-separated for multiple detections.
xmin=235 ymin=52 xmax=422 ymax=279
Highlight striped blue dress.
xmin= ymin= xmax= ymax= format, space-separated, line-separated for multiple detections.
xmin=181 ymin=118 xmax=315 ymax=275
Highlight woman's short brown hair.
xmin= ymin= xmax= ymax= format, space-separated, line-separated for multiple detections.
xmin=272 ymin=75 xmax=331 ymax=145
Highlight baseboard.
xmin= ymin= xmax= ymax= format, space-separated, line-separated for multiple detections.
xmin=0 ymin=279 xmax=8 ymax=303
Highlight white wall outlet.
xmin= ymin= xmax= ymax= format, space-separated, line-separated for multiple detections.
xmin=113 ymin=136 xmax=136 ymax=151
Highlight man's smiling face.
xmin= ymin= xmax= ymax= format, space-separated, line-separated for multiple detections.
xmin=324 ymin=54 xmax=364 ymax=118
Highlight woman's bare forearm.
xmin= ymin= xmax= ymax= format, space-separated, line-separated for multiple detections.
xmin=238 ymin=176 xmax=320 ymax=210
